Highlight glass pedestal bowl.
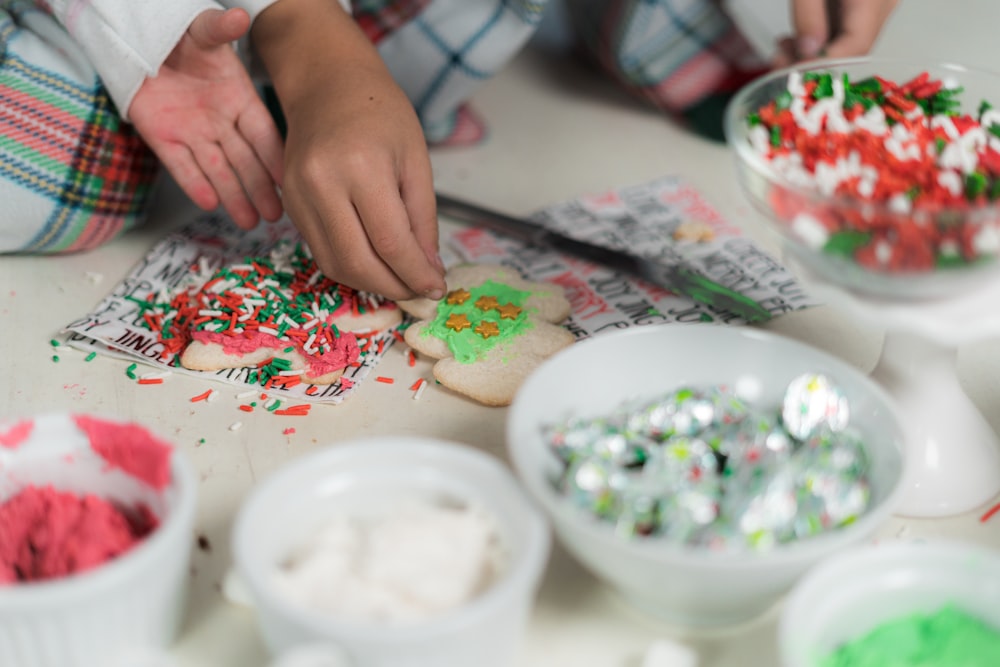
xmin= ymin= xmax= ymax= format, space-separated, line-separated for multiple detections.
xmin=724 ymin=58 xmax=1000 ymax=518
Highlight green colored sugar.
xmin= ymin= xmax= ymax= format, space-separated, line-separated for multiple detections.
xmin=822 ymin=605 xmax=1000 ymax=667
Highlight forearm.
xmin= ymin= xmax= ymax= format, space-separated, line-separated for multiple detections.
xmin=250 ymin=0 xmax=394 ymax=112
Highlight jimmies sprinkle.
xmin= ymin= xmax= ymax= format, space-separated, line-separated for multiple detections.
xmin=131 ymin=242 xmax=389 ymax=388
xmin=747 ymin=70 xmax=1000 ymax=273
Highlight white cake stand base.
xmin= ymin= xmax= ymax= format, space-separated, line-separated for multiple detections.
xmin=789 ymin=259 xmax=1000 ymax=518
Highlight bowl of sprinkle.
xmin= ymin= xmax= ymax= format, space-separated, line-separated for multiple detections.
xmin=232 ymin=436 xmax=550 ymax=667
xmin=780 ymin=539 xmax=1000 ymax=667
xmin=0 ymin=413 xmax=198 ymax=667
xmin=507 ymin=323 xmax=908 ymax=629
xmin=725 ymin=57 xmax=1000 ymax=300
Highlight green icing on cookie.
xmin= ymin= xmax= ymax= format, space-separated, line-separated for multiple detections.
xmin=424 ymin=279 xmax=534 ymax=363
xmin=821 ymin=605 xmax=1000 ymax=667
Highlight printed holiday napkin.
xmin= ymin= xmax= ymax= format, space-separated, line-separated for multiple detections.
xmin=61 ymin=177 xmax=816 ymax=404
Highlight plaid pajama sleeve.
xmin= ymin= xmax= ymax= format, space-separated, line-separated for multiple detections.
xmin=564 ymin=0 xmax=769 ymax=140
xmin=355 ymin=0 xmax=550 ymax=145
xmin=352 ymin=0 xmax=766 ymax=145
xmin=0 ymin=1 xmax=158 ymax=255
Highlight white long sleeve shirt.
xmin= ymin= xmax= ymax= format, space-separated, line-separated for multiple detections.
xmin=45 ymin=0 xmax=348 ymax=119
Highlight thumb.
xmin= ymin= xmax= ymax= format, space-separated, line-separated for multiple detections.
xmin=188 ymin=7 xmax=250 ymax=48
xmin=790 ymin=0 xmax=830 ymax=59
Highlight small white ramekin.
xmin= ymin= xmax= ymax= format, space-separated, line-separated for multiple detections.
xmin=0 ymin=413 xmax=198 ymax=667
xmin=780 ymin=539 xmax=1000 ymax=667
xmin=233 ymin=436 xmax=551 ymax=667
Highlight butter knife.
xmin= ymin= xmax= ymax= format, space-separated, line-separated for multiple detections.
xmin=435 ymin=192 xmax=773 ymax=323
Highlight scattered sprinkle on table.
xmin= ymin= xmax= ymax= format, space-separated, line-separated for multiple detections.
xmin=190 ymin=390 xmax=214 ymax=403
xmin=274 ymin=404 xmax=311 ymax=416
xmin=412 ymin=378 xmax=428 ymax=401
xmin=980 ymin=500 xmax=1000 ymax=523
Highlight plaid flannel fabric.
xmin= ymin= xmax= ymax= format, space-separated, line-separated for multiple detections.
xmin=565 ymin=0 xmax=768 ymax=139
xmin=356 ymin=0 xmax=550 ymax=144
xmin=357 ymin=0 xmax=766 ymax=144
xmin=0 ymin=1 xmax=158 ymax=255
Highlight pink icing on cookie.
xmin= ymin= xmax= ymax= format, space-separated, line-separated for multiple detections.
xmin=73 ymin=416 xmax=173 ymax=490
xmin=0 ymin=485 xmax=157 ymax=584
xmin=0 ymin=419 xmax=33 ymax=449
xmin=193 ymin=328 xmax=360 ymax=377
xmin=329 ymin=298 xmax=398 ymax=319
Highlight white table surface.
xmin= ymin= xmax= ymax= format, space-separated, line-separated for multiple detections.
xmin=3 ymin=2 xmax=1000 ymax=665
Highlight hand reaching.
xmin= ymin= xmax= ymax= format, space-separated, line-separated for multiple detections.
xmin=774 ymin=0 xmax=899 ymax=67
xmin=278 ymin=63 xmax=446 ymax=300
xmin=251 ymin=0 xmax=446 ymax=301
xmin=129 ymin=8 xmax=284 ymax=229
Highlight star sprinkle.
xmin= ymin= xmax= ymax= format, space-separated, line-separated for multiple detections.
xmin=496 ymin=303 xmax=522 ymax=320
xmin=446 ymin=313 xmax=472 ymax=332
xmin=474 ymin=321 xmax=500 ymax=339
xmin=446 ymin=288 xmax=471 ymax=305
xmin=475 ymin=295 xmax=500 ymax=311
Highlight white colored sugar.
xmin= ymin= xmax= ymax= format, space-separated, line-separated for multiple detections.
xmin=275 ymin=498 xmax=506 ymax=623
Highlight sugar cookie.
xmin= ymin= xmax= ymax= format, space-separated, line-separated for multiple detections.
xmin=397 ymin=264 xmax=574 ymax=406
xmin=158 ymin=242 xmax=401 ymax=385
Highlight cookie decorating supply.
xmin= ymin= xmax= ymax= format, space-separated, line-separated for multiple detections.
xmin=190 ymin=390 xmax=213 ymax=403
xmin=746 ymin=70 xmax=1000 ymax=274
xmin=980 ymin=500 xmax=1000 ymax=523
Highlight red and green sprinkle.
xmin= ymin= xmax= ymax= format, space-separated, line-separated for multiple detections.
xmin=747 ymin=70 xmax=1000 ymax=273
xmin=132 ymin=242 xmax=391 ymax=389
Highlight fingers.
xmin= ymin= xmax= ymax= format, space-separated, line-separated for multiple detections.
xmin=771 ymin=36 xmax=798 ymax=69
xmin=192 ymin=141 xmax=259 ymax=229
xmin=290 ymin=191 xmax=415 ymax=299
xmin=778 ymin=0 xmax=898 ymax=66
xmin=153 ymin=142 xmax=219 ymax=212
xmin=822 ymin=0 xmax=898 ymax=59
xmin=189 ymin=8 xmax=250 ymax=48
xmin=354 ymin=182 xmax=447 ymax=299
xmin=399 ymin=151 xmax=445 ymax=275
xmin=144 ymin=113 xmax=283 ymax=226
xmin=237 ymin=108 xmax=285 ymax=189
xmin=285 ymin=160 xmax=445 ymax=300
xmin=790 ymin=0 xmax=830 ymax=60
xmin=220 ymin=130 xmax=283 ymax=222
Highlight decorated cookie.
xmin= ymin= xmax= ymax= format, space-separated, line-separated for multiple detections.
xmin=155 ymin=242 xmax=401 ymax=385
xmin=397 ymin=264 xmax=575 ymax=406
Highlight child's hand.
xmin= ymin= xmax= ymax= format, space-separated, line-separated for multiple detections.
xmin=129 ymin=8 xmax=284 ymax=230
xmin=251 ymin=0 xmax=445 ymax=301
xmin=773 ymin=0 xmax=899 ymax=67
xmin=279 ymin=67 xmax=446 ymax=301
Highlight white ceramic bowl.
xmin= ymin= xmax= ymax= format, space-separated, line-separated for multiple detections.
xmin=232 ymin=437 xmax=550 ymax=667
xmin=780 ymin=540 xmax=1000 ymax=667
xmin=0 ymin=413 xmax=198 ymax=667
xmin=725 ymin=57 xmax=1000 ymax=300
xmin=507 ymin=323 xmax=908 ymax=628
